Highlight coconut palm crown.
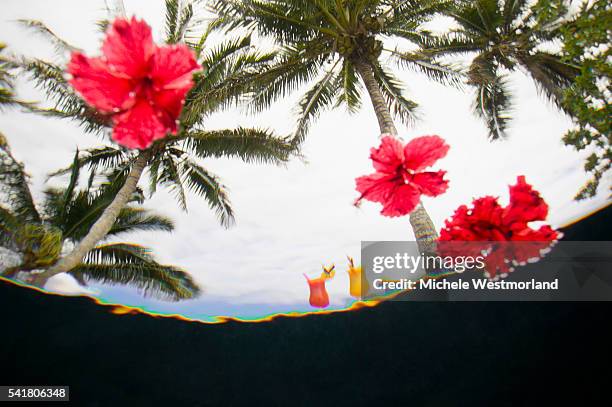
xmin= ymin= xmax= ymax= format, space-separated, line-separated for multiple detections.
xmin=425 ymin=0 xmax=580 ymax=139
xmin=210 ymin=0 xmax=460 ymax=142
xmin=0 ymin=141 xmax=200 ymax=301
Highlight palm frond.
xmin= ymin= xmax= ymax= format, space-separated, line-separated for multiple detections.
xmin=371 ymin=62 xmax=419 ymax=126
xmin=104 ymin=0 xmax=127 ymax=18
xmin=519 ymin=51 xmax=579 ymax=109
xmin=293 ymin=63 xmax=341 ymax=145
xmin=45 ymin=166 xmax=145 ymax=241
xmin=165 ymin=0 xmax=196 ymax=44
xmin=0 ymin=89 xmax=20 ymax=109
xmin=468 ymin=54 xmax=512 ymax=140
xmin=175 ymin=2 xmax=195 ymax=44
xmin=248 ymin=48 xmax=327 ymax=113
xmin=502 ymin=0 xmax=529 ymax=29
xmin=12 ymin=223 xmax=63 ymax=268
xmin=108 ymin=207 xmax=175 ymax=237
xmin=165 ymin=0 xmax=181 ymax=42
xmin=452 ymin=0 xmax=502 ymax=35
xmin=0 ymin=204 xmax=18 ymax=230
xmin=209 ymin=0 xmax=329 ymax=42
xmin=389 ymin=48 xmax=464 ymax=87
xmin=383 ymin=0 xmax=452 ymax=35
xmin=182 ymin=127 xmax=295 ymax=164
xmin=96 ymin=19 xmax=111 ymax=33
xmin=181 ymin=159 xmax=234 ymax=228
xmin=183 ymin=36 xmax=276 ymax=126
xmin=0 ymin=43 xmax=25 ymax=110
xmin=0 ymin=140 xmax=40 ymax=223
xmin=19 ymin=58 xmax=110 ymax=134
xmin=73 ymin=243 xmax=201 ymax=301
xmin=419 ymin=31 xmax=484 ymax=58
xmin=55 ymin=150 xmax=81 ymax=226
xmin=336 ymin=58 xmax=362 ymax=113
xmin=48 ymin=146 xmax=128 ymax=179
xmin=148 ymin=155 xmax=162 ymax=197
xmin=17 ymin=19 xmax=79 ymax=54
xmin=159 ymin=155 xmax=188 ymax=211
xmin=0 ymin=204 xmax=19 ymax=248
xmin=200 ymin=35 xmax=253 ymax=72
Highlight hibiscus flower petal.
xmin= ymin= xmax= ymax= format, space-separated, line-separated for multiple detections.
xmin=442 ymin=205 xmax=470 ymax=229
xmin=150 ymin=107 xmax=180 ymax=137
xmin=68 ymin=53 xmax=134 ymax=113
xmin=151 ymin=88 xmax=187 ymax=132
xmin=483 ymin=248 xmax=514 ymax=279
xmin=508 ymin=225 xmax=560 ymax=264
xmin=149 ymin=45 xmax=200 ymax=129
xmin=438 ymin=197 xmax=505 ymax=243
xmin=403 ymin=135 xmax=449 ymax=171
xmin=380 ymin=184 xmax=420 ymax=217
xmin=151 ymin=44 xmax=200 ymax=89
xmin=503 ymin=175 xmax=549 ymax=225
xmin=412 ymin=171 xmax=449 ymax=197
xmin=112 ymin=100 xmax=168 ymax=149
xmin=355 ymin=173 xmax=398 ymax=205
xmin=370 ymin=136 xmax=405 ymax=173
xmin=471 ymin=196 xmax=504 ymax=225
xmin=514 ymin=225 xmax=560 ymax=242
xmin=102 ymin=17 xmax=155 ymax=79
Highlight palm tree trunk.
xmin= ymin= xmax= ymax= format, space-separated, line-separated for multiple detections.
xmin=32 ymin=151 xmax=150 ymax=287
xmin=353 ymin=59 xmax=438 ymax=254
xmin=353 ymin=60 xmax=399 ymax=136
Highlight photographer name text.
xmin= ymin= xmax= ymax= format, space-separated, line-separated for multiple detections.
xmin=373 ymin=278 xmax=559 ymax=291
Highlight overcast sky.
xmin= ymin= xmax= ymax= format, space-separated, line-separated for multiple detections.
xmin=1 ymin=0 xmax=609 ymax=320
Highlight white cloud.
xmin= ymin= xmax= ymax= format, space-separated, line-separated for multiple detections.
xmin=45 ymin=273 xmax=99 ymax=296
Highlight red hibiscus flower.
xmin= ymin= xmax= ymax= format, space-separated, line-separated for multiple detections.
xmin=438 ymin=176 xmax=562 ymax=279
xmin=355 ymin=136 xmax=450 ymax=217
xmin=68 ymin=17 xmax=200 ymax=149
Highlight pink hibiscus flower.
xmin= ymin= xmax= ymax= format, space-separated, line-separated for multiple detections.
xmin=68 ymin=17 xmax=201 ymax=149
xmin=355 ymin=135 xmax=450 ymax=217
xmin=438 ymin=176 xmax=562 ymax=279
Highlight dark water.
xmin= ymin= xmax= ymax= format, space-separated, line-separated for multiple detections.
xmin=0 ymin=205 xmax=610 ymax=406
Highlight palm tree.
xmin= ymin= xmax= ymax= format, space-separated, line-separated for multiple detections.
xmin=208 ymin=0 xmax=461 ymax=253
xmin=0 ymin=141 xmax=200 ymax=301
xmin=14 ymin=1 xmax=297 ymax=281
xmin=424 ymin=0 xmax=579 ymax=139
xmin=0 ymin=43 xmax=16 ymax=108
xmin=1 ymin=42 xmax=30 ymax=110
